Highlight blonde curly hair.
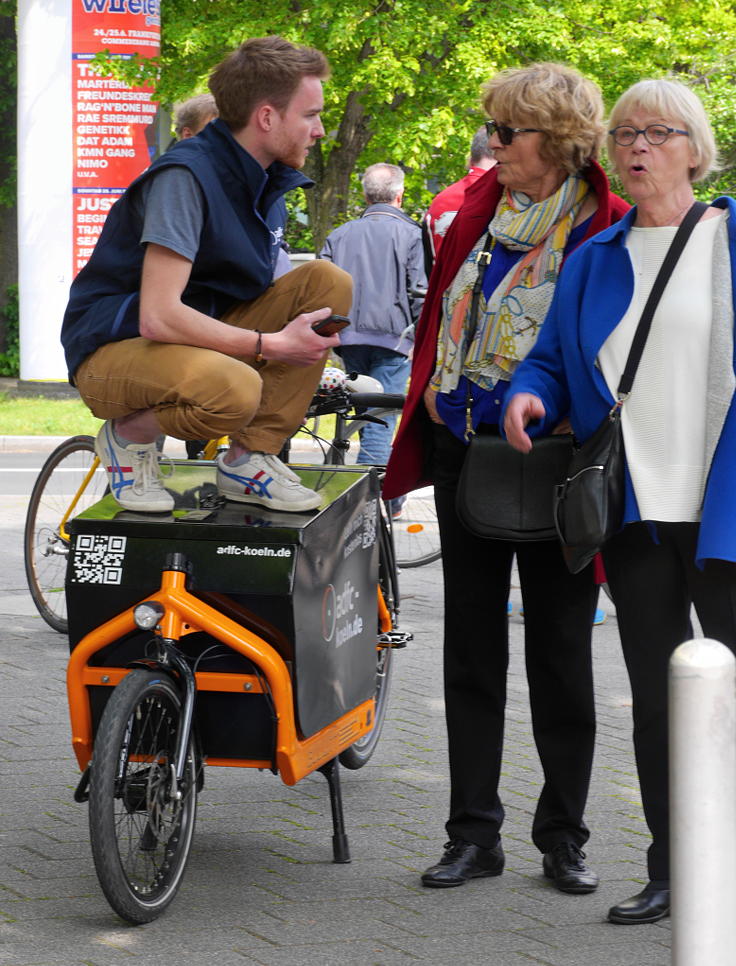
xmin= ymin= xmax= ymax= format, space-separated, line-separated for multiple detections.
xmin=482 ymin=63 xmax=605 ymax=174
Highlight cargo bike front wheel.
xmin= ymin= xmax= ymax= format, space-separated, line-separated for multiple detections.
xmin=88 ymin=669 xmax=199 ymax=924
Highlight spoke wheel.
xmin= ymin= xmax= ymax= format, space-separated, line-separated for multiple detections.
xmin=23 ymin=435 xmax=108 ymax=633
xmin=88 ymin=670 xmax=198 ymax=924
xmin=340 ymin=512 xmax=398 ymax=769
xmin=339 ymin=412 xmax=441 ymax=570
xmin=392 ymin=486 xmax=441 ymax=568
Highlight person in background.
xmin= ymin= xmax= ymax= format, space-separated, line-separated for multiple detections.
xmin=61 ymin=36 xmax=351 ymax=515
xmin=383 ymin=63 xmax=629 ymax=895
xmin=504 ymin=77 xmax=735 ymax=926
xmin=424 ymin=125 xmax=496 ymax=265
xmin=320 ymin=163 xmax=426 ymax=492
xmin=173 ymin=93 xmax=218 ymax=139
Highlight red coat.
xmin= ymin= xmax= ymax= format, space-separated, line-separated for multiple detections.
xmin=383 ymin=160 xmax=630 ymax=499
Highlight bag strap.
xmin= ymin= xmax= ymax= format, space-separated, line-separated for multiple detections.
xmin=462 ymin=232 xmax=496 ymax=439
xmin=468 ymin=231 xmax=495 ymax=342
xmin=617 ymin=201 xmax=708 ymax=399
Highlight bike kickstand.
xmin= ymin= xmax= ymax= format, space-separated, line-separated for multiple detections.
xmin=318 ymin=757 xmax=351 ymax=864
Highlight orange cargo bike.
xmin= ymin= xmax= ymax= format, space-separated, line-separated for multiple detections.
xmin=64 ymin=462 xmax=410 ymax=924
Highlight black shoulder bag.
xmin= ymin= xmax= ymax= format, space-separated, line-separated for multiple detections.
xmin=455 ymin=233 xmax=575 ymax=540
xmin=553 ymin=201 xmax=707 ymax=573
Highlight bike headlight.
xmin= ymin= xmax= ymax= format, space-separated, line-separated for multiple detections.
xmin=133 ymin=601 xmax=165 ymax=631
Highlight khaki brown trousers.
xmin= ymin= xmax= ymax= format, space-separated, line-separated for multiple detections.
xmin=74 ymin=260 xmax=352 ymax=453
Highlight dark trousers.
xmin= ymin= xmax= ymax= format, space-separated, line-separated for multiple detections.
xmin=602 ymin=521 xmax=736 ymax=882
xmin=432 ymin=424 xmax=598 ymax=852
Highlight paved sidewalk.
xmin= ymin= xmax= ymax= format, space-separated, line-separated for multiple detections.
xmin=0 ymin=475 xmax=670 ymax=966
xmin=0 ymin=435 xmax=322 ymax=455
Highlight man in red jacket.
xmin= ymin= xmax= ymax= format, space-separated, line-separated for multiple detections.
xmin=424 ymin=126 xmax=496 ymax=264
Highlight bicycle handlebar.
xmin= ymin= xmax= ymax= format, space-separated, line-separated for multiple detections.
xmin=348 ymin=393 xmax=404 ymax=411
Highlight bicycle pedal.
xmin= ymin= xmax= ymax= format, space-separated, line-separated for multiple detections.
xmin=378 ymin=630 xmax=413 ymax=649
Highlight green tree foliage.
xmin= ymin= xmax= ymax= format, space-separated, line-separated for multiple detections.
xmin=34 ymin=0 xmax=736 ymax=249
xmin=0 ymin=0 xmax=16 ymax=210
xmin=145 ymin=0 xmax=736 ymax=247
xmin=0 ymin=284 xmax=19 ymax=376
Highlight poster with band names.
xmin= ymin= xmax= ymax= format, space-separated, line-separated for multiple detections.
xmin=72 ymin=0 xmax=161 ymax=274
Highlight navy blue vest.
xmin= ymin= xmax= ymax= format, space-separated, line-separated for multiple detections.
xmin=61 ymin=119 xmax=312 ymax=380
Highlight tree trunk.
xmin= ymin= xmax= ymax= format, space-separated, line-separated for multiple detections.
xmin=0 ymin=203 xmax=16 ymax=352
xmin=0 ymin=8 xmax=17 ymax=353
xmin=304 ymin=90 xmax=374 ymax=252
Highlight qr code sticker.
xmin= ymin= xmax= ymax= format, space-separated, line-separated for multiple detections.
xmin=362 ymin=499 xmax=377 ymax=549
xmin=71 ymin=534 xmax=128 ymax=584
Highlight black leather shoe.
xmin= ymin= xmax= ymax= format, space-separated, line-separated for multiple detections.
xmin=542 ymin=842 xmax=599 ymax=894
xmin=608 ymin=886 xmax=670 ymax=924
xmin=421 ymin=839 xmax=505 ymax=888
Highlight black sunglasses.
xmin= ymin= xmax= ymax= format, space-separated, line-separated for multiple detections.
xmin=485 ymin=119 xmax=543 ymax=146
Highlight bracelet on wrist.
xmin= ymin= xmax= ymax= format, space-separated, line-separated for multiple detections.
xmin=254 ymin=330 xmax=265 ymax=368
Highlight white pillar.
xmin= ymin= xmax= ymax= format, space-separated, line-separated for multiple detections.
xmin=670 ymin=638 xmax=736 ymax=965
xmin=17 ymin=0 xmax=72 ymax=382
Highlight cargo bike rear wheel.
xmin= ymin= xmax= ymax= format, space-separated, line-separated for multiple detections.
xmin=88 ymin=669 xmax=199 ymax=924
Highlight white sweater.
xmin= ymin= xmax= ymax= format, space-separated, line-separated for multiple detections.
xmin=598 ymin=214 xmax=725 ymax=522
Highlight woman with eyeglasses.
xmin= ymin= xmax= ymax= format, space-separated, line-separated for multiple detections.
xmin=383 ymin=64 xmax=628 ymax=895
xmin=505 ymin=78 xmax=733 ymax=925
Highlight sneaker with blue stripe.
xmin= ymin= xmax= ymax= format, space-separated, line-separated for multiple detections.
xmin=95 ymin=421 xmax=174 ymax=512
xmin=216 ymin=452 xmax=322 ymax=512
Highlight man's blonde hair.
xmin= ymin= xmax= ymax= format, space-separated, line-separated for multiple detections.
xmin=173 ymin=93 xmax=218 ymax=137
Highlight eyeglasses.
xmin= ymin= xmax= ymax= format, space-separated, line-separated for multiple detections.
xmin=608 ymin=124 xmax=689 ymax=146
xmin=485 ymin=119 xmax=542 ymax=146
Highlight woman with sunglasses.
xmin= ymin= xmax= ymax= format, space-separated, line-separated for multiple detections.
xmin=383 ymin=64 xmax=628 ymax=895
xmin=505 ymin=79 xmax=732 ymax=925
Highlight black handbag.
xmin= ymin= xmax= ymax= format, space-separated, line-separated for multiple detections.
xmin=553 ymin=405 xmax=625 ymax=572
xmin=457 ymin=432 xmax=574 ymax=540
xmin=553 ymin=202 xmax=707 ymax=574
xmin=454 ymin=230 xmax=573 ymax=540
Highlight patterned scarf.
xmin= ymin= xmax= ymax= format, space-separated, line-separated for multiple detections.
xmin=434 ymin=174 xmax=589 ymax=393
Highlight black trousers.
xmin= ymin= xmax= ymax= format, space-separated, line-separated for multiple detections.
xmin=432 ymin=425 xmax=598 ymax=852
xmin=602 ymin=521 xmax=736 ymax=882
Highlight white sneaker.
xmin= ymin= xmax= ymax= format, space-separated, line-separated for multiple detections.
xmin=216 ymin=452 xmax=322 ymax=512
xmin=95 ymin=421 xmax=175 ymax=512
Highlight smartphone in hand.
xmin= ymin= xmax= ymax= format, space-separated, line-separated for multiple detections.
xmin=311 ymin=314 xmax=351 ymax=336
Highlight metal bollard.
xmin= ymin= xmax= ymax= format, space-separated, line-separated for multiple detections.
xmin=670 ymin=638 xmax=736 ymax=965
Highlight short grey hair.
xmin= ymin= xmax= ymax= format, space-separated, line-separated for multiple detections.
xmin=361 ymin=163 xmax=405 ymax=204
xmin=470 ymin=125 xmax=494 ymax=165
xmin=174 ymin=93 xmax=218 ymax=137
xmin=607 ymin=78 xmax=718 ymax=182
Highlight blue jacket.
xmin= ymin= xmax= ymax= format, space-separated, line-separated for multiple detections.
xmin=61 ymin=118 xmax=311 ymax=380
xmin=505 ymin=196 xmax=736 ymax=567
